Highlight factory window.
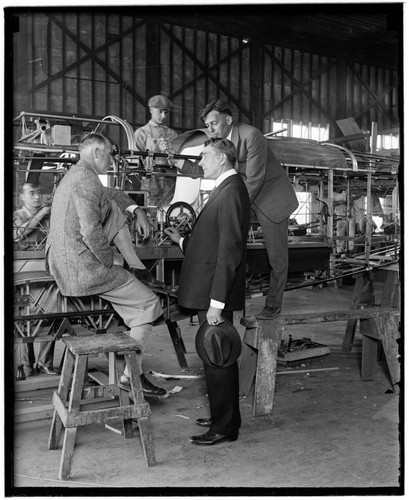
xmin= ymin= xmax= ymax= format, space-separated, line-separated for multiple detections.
xmin=267 ymin=119 xmax=330 ymax=142
xmin=376 ymin=133 xmax=399 ymax=150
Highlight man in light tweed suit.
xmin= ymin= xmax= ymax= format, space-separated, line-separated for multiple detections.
xmin=46 ymin=132 xmax=165 ymax=396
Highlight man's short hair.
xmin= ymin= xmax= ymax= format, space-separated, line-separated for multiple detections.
xmin=79 ymin=132 xmax=109 ymax=152
xmin=18 ymin=181 xmax=41 ymax=194
xmin=204 ymin=137 xmax=236 ymax=165
xmin=200 ymin=99 xmax=232 ymax=123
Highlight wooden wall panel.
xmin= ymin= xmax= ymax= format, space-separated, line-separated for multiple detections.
xmin=11 ymin=11 xmax=399 ymax=148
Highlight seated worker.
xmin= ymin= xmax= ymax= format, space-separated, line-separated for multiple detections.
xmin=13 ymin=182 xmax=56 ymax=376
xmin=13 ymin=181 xmax=51 ymax=248
xmin=46 ymin=133 xmax=167 ymax=396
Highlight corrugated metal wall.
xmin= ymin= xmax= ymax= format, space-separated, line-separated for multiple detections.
xmin=12 ymin=12 xmax=399 ymax=147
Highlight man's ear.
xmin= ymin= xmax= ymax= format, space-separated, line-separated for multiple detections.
xmin=93 ymin=146 xmax=101 ymax=160
xmin=226 ymin=115 xmax=233 ymax=126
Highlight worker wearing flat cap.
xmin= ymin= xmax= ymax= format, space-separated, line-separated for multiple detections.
xmin=165 ymin=137 xmax=250 ymax=446
xmin=135 ymin=95 xmax=178 ymax=206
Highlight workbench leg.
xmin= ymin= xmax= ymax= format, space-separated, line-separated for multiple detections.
xmin=126 ymin=352 xmax=156 ymax=467
xmin=253 ymin=319 xmax=281 ymax=417
xmin=381 ymin=271 xmax=400 ymax=309
xmin=343 ymin=319 xmax=358 ymax=352
xmin=58 ymin=354 xmax=87 ymax=481
xmin=239 ymin=344 xmax=257 ymax=397
xmin=376 ymin=313 xmax=401 ymax=393
xmin=360 ymin=319 xmax=379 ymax=381
xmin=137 ymin=417 xmax=156 ymax=467
xmin=343 ymin=272 xmax=375 ymax=352
xmin=58 ymin=427 xmax=77 ymax=481
xmin=166 ymin=319 xmax=188 ymax=369
xmin=115 ymin=353 xmax=133 ymax=438
xmin=48 ymin=349 xmax=75 ymax=450
xmin=238 ymin=325 xmax=259 ymax=397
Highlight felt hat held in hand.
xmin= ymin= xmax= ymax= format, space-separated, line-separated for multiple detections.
xmin=195 ymin=319 xmax=242 ymax=368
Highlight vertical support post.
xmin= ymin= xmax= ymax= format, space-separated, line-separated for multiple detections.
xmin=375 ymin=313 xmax=400 ymax=391
xmin=253 ymin=318 xmax=282 ymax=416
xmin=360 ymin=319 xmax=379 ymax=381
xmin=319 ymin=179 xmax=324 ymax=236
xmin=335 ymin=60 xmax=347 ymax=120
xmin=365 ymin=172 xmax=372 ymax=265
xmin=249 ymin=42 xmax=263 ymax=131
xmin=145 ymin=18 xmax=160 ymax=121
xmin=327 ymin=169 xmax=334 ymax=243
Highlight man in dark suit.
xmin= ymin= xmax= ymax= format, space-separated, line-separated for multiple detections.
xmin=172 ymin=99 xmax=299 ymax=319
xmin=165 ymin=137 xmax=250 ymax=445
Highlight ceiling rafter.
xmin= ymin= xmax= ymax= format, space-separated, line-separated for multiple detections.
xmin=31 ymin=14 xmax=146 ymax=107
xmin=162 ymin=26 xmax=249 ymax=101
xmin=346 ymin=63 xmax=396 ymax=123
xmin=160 ymin=22 xmax=252 ymax=120
xmin=263 ymin=45 xmax=337 ymax=129
xmin=262 ymin=53 xmax=337 ymax=121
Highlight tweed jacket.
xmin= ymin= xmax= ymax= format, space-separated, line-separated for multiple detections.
xmin=173 ymin=123 xmax=298 ymax=223
xmin=177 ymin=173 xmax=250 ymax=311
xmin=45 ymin=160 xmax=133 ymax=297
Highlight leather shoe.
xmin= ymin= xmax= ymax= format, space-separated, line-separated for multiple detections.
xmin=189 ymin=430 xmax=238 ymax=446
xmin=119 ymin=373 xmax=167 ymax=397
xmin=24 ymin=365 xmax=34 ymax=377
xmin=195 ymin=417 xmax=213 ymax=427
xmin=36 ymin=363 xmax=58 ymax=375
xmin=256 ymin=306 xmax=281 ymax=320
xmin=130 ymin=268 xmax=166 ymax=289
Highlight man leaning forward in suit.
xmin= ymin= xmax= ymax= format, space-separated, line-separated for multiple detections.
xmin=173 ymin=99 xmax=299 ymax=319
xmin=165 ymin=137 xmax=250 ymax=445
xmin=46 ymin=132 xmax=166 ymax=397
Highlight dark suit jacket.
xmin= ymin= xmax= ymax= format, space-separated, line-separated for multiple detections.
xmin=177 ymin=173 xmax=250 ymax=311
xmin=173 ymin=123 xmax=298 ymax=223
xmin=46 ymin=160 xmax=135 ymax=296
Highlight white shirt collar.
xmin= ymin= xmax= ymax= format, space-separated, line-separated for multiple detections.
xmin=226 ymin=128 xmax=233 ymax=141
xmin=215 ymin=168 xmax=237 ymax=187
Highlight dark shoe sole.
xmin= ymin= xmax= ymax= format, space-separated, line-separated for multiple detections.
xmin=256 ymin=310 xmax=281 ymax=320
xmin=189 ymin=436 xmax=238 ymax=446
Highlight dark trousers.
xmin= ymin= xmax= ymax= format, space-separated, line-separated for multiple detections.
xmin=22 ymin=340 xmax=55 ymax=368
xmin=197 ymin=310 xmax=241 ymax=437
xmin=254 ymin=209 xmax=289 ymax=309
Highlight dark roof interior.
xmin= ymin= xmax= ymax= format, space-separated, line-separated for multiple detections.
xmin=157 ymin=3 xmax=402 ymax=69
xmin=8 ymin=4 xmax=402 ymax=69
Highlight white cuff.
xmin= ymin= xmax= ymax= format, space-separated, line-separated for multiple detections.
xmin=126 ymin=204 xmax=139 ymax=215
xmin=178 ymin=237 xmax=184 ymax=251
xmin=210 ymin=299 xmax=225 ymax=309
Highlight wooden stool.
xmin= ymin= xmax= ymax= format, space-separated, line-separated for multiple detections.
xmin=48 ymin=332 xmax=155 ymax=480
